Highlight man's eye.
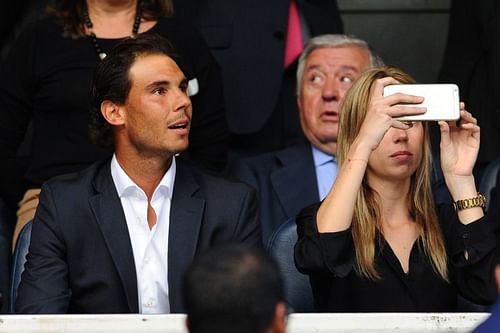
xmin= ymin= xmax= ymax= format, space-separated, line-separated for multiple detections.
xmin=308 ymin=75 xmax=323 ymax=85
xmin=340 ymin=76 xmax=354 ymax=84
xmin=153 ymin=88 xmax=166 ymax=95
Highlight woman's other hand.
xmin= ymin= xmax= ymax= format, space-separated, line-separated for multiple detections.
xmin=439 ymin=103 xmax=480 ymax=178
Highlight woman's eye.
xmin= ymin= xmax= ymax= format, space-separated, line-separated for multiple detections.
xmin=402 ymin=121 xmax=417 ymax=128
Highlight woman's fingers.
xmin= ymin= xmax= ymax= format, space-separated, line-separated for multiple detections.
xmin=383 ymin=92 xmax=424 ymax=107
xmin=388 ymin=104 xmax=426 ymax=118
xmin=459 ymin=109 xmax=477 ymax=125
xmin=371 ymin=77 xmax=401 ymax=99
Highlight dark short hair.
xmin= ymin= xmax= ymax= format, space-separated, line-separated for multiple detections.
xmin=88 ymin=33 xmax=177 ymax=148
xmin=183 ymin=245 xmax=285 ymax=333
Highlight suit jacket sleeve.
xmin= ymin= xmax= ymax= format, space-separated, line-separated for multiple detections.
xmin=232 ymin=185 xmax=261 ymax=246
xmin=15 ymin=182 xmax=71 ymax=313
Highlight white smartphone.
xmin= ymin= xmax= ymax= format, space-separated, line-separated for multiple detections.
xmin=383 ymin=84 xmax=460 ymax=121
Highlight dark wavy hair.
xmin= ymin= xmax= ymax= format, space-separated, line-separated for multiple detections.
xmin=45 ymin=0 xmax=173 ymax=38
xmin=88 ymin=33 xmax=177 ymax=148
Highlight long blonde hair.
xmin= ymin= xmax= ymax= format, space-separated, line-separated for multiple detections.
xmin=337 ymin=66 xmax=448 ymax=281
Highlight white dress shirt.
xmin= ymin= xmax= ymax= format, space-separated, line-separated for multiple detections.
xmin=110 ymin=154 xmax=176 ymax=314
xmin=311 ymin=145 xmax=338 ymax=200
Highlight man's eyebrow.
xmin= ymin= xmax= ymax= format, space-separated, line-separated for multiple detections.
xmin=145 ymin=80 xmax=171 ymax=89
xmin=305 ymin=64 xmax=359 ymax=73
xmin=337 ymin=65 xmax=359 ymax=72
xmin=305 ymin=64 xmax=324 ymax=72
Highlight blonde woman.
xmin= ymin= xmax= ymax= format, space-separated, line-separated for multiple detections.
xmin=294 ymin=66 xmax=497 ymax=312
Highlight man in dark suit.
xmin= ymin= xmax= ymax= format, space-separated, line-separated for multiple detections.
xmin=173 ymin=0 xmax=343 ymax=156
xmin=15 ymin=34 xmax=260 ymax=314
xmin=231 ymin=35 xmax=378 ymax=242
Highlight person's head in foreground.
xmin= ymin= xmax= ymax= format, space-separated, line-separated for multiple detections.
xmin=183 ymin=245 xmax=287 ymax=333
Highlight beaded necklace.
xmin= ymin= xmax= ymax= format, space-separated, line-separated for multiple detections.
xmin=83 ymin=7 xmax=142 ymax=60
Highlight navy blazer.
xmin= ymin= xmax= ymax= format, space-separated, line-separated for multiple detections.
xmin=231 ymin=144 xmax=319 ymax=243
xmin=16 ymin=158 xmax=261 ymax=313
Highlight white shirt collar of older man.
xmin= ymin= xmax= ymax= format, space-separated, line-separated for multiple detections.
xmin=311 ymin=145 xmax=337 ymax=200
xmin=110 ymin=154 xmax=176 ymax=314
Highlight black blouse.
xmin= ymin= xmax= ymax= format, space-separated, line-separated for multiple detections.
xmin=295 ymin=202 xmax=498 ymax=312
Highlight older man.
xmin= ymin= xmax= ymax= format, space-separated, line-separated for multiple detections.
xmin=231 ymin=34 xmax=380 ymax=242
xmin=16 ymin=34 xmax=260 ymax=314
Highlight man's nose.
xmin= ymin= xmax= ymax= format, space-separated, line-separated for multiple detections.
xmin=322 ymin=77 xmax=340 ymax=101
xmin=174 ymin=89 xmax=191 ymax=111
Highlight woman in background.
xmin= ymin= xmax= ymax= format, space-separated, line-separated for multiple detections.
xmin=295 ymin=66 xmax=497 ymax=312
xmin=0 ymin=0 xmax=228 ymax=246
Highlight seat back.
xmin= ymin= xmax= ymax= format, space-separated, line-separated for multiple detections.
xmin=267 ymin=219 xmax=314 ymax=312
xmin=9 ymin=220 xmax=32 ymax=313
xmin=479 ymin=157 xmax=500 ymax=212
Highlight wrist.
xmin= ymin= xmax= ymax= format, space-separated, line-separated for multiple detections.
xmin=444 ymin=174 xmax=477 ymax=200
xmin=348 ymin=138 xmax=372 ymax=162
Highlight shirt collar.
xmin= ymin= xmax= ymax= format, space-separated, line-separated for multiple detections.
xmin=110 ymin=154 xmax=176 ymax=199
xmin=311 ymin=144 xmax=336 ymax=167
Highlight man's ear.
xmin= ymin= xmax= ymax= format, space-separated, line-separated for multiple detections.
xmin=269 ymin=302 xmax=287 ymax=333
xmin=101 ymin=100 xmax=125 ymax=126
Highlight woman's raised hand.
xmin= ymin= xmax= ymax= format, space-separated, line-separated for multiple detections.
xmin=439 ymin=103 xmax=480 ymax=178
xmin=355 ymin=77 xmax=425 ymax=153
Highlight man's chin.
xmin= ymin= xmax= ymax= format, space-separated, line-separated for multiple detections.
xmin=171 ymin=142 xmax=189 ymax=156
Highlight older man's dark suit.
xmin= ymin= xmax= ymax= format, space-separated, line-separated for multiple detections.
xmin=16 ymin=158 xmax=260 ymax=313
xmin=231 ymin=144 xmax=319 ymax=243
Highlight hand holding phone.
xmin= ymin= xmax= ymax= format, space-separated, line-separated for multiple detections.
xmin=383 ymin=84 xmax=460 ymax=121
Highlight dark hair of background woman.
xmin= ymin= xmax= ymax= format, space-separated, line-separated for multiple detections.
xmin=46 ymin=0 xmax=174 ymax=38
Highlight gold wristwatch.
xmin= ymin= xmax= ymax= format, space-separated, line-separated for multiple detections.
xmin=453 ymin=192 xmax=487 ymax=212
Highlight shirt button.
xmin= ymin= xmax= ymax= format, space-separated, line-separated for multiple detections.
xmin=144 ymin=257 xmax=150 ymax=264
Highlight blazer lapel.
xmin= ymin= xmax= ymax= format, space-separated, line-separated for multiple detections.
xmin=271 ymin=145 xmax=319 ymax=217
xmin=168 ymin=161 xmax=205 ymax=312
xmin=89 ymin=161 xmax=139 ymax=313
